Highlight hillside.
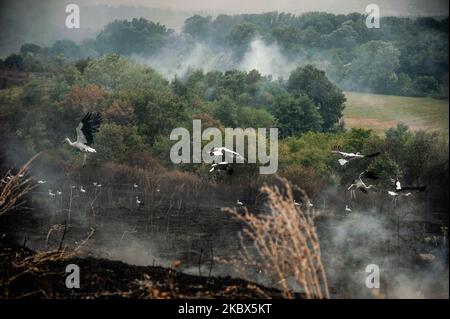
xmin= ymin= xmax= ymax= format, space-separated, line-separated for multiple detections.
xmin=343 ymin=92 xmax=449 ymax=136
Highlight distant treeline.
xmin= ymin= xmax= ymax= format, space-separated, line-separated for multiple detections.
xmin=0 ymin=12 xmax=448 ymax=98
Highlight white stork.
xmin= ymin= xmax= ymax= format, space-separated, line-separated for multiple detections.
xmin=331 ymin=150 xmax=380 ymax=166
xmin=80 ymin=186 xmax=86 ymax=193
xmin=345 ymin=205 xmax=352 ymax=212
xmin=348 ymin=170 xmax=378 ymax=199
xmin=387 ymin=178 xmax=426 ymax=204
xmin=48 ymin=190 xmax=56 ymax=197
xmin=209 ymin=147 xmax=244 ymax=162
xmin=65 ymin=112 xmax=102 ymax=167
xmin=136 ymin=196 xmax=144 ymax=207
xmin=236 ymin=199 xmax=244 ymax=206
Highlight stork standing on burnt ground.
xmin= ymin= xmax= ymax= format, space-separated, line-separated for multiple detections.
xmin=236 ymin=199 xmax=244 ymax=207
xmin=93 ymin=182 xmax=102 ymax=189
xmin=294 ymin=199 xmax=314 ymax=208
xmin=136 ymin=196 xmax=144 ymax=207
xmin=65 ymin=112 xmax=102 ymax=167
xmin=387 ymin=177 xmax=426 ymax=205
xmin=331 ymin=148 xmax=380 ymax=167
xmin=348 ymin=170 xmax=378 ymax=200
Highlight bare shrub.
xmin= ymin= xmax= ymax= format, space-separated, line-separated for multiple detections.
xmin=223 ymin=177 xmax=329 ymax=299
xmin=0 ymin=153 xmax=39 ymax=217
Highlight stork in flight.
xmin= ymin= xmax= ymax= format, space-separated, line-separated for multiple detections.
xmin=209 ymin=161 xmax=234 ymax=175
xmin=387 ymin=178 xmax=426 ymax=204
xmin=209 ymin=147 xmax=244 ymax=163
xmin=331 ymin=149 xmax=380 ymax=166
xmin=348 ymin=170 xmax=378 ymax=199
xmin=65 ymin=112 xmax=102 ymax=167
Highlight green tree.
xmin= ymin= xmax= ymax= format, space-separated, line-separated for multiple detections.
xmin=271 ymin=93 xmax=323 ymax=137
xmin=83 ymin=54 xmax=168 ymax=92
xmin=213 ymin=95 xmax=239 ymax=127
xmin=227 ymin=23 xmax=257 ymax=55
xmin=344 ymin=41 xmax=400 ymax=93
xmin=96 ymin=18 xmax=171 ymax=55
xmin=95 ymin=123 xmax=146 ymax=162
xmin=287 ymin=65 xmax=346 ymax=132
xmin=4 ymin=54 xmax=24 ymax=69
xmin=20 ymin=43 xmax=41 ymax=55
xmin=183 ymin=15 xmax=212 ymax=40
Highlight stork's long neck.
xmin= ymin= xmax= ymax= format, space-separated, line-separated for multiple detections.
xmin=65 ymin=137 xmax=75 ymax=146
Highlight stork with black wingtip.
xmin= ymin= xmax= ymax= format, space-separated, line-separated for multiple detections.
xmin=348 ymin=170 xmax=378 ymax=199
xmin=387 ymin=177 xmax=426 ymax=205
xmin=331 ymin=148 xmax=380 ymax=167
xmin=209 ymin=147 xmax=244 ymax=162
xmin=65 ymin=112 xmax=102 ymax=167
xmin=209 ymin=161 xmax=234 ymax=175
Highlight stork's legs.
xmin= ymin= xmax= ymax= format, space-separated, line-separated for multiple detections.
xmin=82 ymin=153 xmax=87 ymax=167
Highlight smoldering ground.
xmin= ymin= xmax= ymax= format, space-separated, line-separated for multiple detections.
xmin=1 ymin=149 xmax=447 ymax=299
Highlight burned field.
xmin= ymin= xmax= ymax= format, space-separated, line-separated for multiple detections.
xmin=0 ymin=159 xmax=448 ymax=299
xmin=0 ymin=244 xmax=295 ymax=299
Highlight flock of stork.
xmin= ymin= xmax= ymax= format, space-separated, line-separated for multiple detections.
xmin=33 ymin=112 xmax=426 ymax=212
xmin=331 ymin=149 xmax=427 ymax=210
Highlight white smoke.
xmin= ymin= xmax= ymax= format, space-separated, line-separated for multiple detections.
xmin=238 ymin=37 xmax=295 ymax=79
xmin=135 ymin=36 xmax=301 ymax=80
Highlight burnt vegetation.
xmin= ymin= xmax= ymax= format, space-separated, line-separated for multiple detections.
xmin=0 ymin=10 xmax=448 ymax=299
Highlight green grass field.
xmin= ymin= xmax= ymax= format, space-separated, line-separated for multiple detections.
xmin=343 ymin=91 xmax=449 ymax=136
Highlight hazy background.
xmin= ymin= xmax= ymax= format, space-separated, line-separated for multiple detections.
xmin=1 ymin=0 xmax=448 ymax=55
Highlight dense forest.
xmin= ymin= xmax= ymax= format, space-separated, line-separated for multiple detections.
xmin=1 ymin=12 xmax=448 ymax=97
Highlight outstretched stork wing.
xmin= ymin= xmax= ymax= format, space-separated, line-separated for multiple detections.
xmin=219 ymin=147 xmax=245 ymax=160
xmin=400 ymin=185 xmax=427 ymax=192
xmin=359 ymin=170 xmax=378 ymax=179
xmin=76 ymin=112 xmax=102 ymax=146
xmin=364 ymin=152 xmax=381 ymax=158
